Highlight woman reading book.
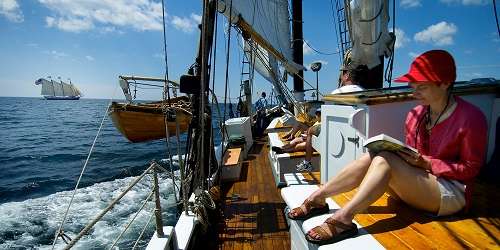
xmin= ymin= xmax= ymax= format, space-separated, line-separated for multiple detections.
xmin=287 ymin=50 xmax=488 ymax=245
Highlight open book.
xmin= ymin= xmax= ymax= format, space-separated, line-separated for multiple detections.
xmin=363 ymin=134 xmax=419 ymax=158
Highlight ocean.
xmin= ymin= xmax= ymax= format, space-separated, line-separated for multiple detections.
xmin=0 ymin=97 xmax=227 ymax=249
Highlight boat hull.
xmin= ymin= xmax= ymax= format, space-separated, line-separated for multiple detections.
xmin=43 ymin=96 xmax=80 ymax=100
xmin=109 ymin=99 xmax=192 ymax=143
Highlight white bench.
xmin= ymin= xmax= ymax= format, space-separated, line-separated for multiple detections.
xmin=268 ymin=132 xmax=320 ymax=187
xmin=281 ymin=185 xmax=384 ymax=250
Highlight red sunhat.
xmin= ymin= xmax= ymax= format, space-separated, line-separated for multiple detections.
xmin=394 ymin=50 xmax=456 ymax=83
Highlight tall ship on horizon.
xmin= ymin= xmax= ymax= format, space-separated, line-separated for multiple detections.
xmin=35 ymin=77 xmax=82 ymax=100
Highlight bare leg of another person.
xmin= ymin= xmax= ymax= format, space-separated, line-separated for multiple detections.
xmin=307 ymin=151 xmax=441 ymax=239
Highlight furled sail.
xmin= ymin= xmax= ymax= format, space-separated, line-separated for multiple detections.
xmin=243 ymin=40 xmax=289 ymax=105
xmin=348 ymin=0 xmax=393 ymax=69
xmin=217 ymin=0 xmax=304 ymax=74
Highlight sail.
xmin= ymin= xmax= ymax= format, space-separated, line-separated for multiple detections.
xmin=71 ymin=85 xmax=81 ymax=96
xmin=348 ymin=0 xmax=393 ymax=68
xmin=217 ymin=0 xmax=304 ymax=74
xmin=41 ymin=81 xmax=54 ymax=96
xmin=243 ymin=40 xmax=288 ymax=104
xmin=53 ymin=81 xmax=64 ymax=96
xmin=62 ymin=82 xmax=75 ymax=96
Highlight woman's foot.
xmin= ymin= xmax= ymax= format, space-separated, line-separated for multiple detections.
xmin=306 ymin=216 xmax=358 ymax=245
xmin=288 ymin=198 xmax=329 ymax=220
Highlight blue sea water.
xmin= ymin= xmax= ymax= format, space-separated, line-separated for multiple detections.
xmin=0 ymin=97 xmax=226 ymax=249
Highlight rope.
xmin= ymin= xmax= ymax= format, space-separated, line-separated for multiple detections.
xmin=221 ymin=0 xmax=233 ymax=179
xmin=109 ymin=189 xmax=155 ymax=249
xmin=161 ymin=0 xmax=178 ymax=204
xmin=51 ymin=86 xmax=118 ymax=249
xmin=303 ymin=39 xmax=340 ymax=55
xmin=494 ymin=0 xmax=500 ymax=37
xmin=131 ymin=207 xmax=155 ymax=250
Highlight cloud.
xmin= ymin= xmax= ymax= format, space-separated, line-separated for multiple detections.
xmin=393 ymin=28 xmax=410 ymax=49
xmin=414 ymin=21 xmax=457 ymax=46
xmin=303 ymin=41 xmax=313 ymax=55
xmin=38 ymin=0 xmax=164 ymax=32
xmin=43 ymin=50 xmax=68 ymax=59
xmin=190 ymin=13 xmax=202 ymax=24
xmin=26 ymin=43 xmax=39 ymax=48
xmin=400 ymin=0 xmax=421 ymax=8
xmin=408 ymin=52 xmax=419 ymax=58
xmin=440 ymin=0 xmax=488 ymax=5
xmin=171 ymin=13 xmax=201 ymax=33
xmin=85 ymin=55 xmax=94 ymax=61
xmin=0 ymin=0 xmax=24 ymax=22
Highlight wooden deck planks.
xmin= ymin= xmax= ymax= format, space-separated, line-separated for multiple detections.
xmin=217 ymin=138 xmax=290 ymax=250
xmin=331 ymin=182 xmax=500 ymax=249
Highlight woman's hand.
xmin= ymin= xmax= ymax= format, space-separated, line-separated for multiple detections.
xmin=397 ymin=150 xmax=431 ymax=170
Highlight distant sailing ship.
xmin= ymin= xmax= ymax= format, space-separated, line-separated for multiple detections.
xmin=35 ymin=77 xmax=82 ymax=100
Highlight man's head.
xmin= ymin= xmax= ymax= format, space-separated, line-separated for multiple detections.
xmin=261 ymin=92 xmax=266 ymax=98
xmin=340 ymin=65 xmax=368 ymax=86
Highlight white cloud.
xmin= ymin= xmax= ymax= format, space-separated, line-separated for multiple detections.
xmin=400 ymin=0 xmax=421 ymax=8
xmin=393 ymin=28 xmax=410 ymax=49
xmin=190 ymin=13 xmax=202 ymax=24
xmin=440 ymin=0 xmax=488 ymax=5
xmin=43 ymin=50 xmax=68 ymax=59
xmin=85 ymin=55 xmax=94 ymax=61
xmin=408 ymin=52 xmax=419 ymax=58
xmin=171 ymin=13 xmax=201 ymax=33
xmin=0 ymin=0 xmax=23 ymax=22
xmin=303 ymin=41 xmax=313 ymax=55
xmin=38 ymin=0 xmax=164 ymax=32
xmin=414 ymin=21 xmax=458 ymax=46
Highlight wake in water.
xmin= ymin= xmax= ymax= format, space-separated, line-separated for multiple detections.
xmin=0 ymin=172 xmax=180 ymax=249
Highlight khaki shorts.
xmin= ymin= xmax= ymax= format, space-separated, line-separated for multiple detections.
xmin=436 ymin=178 xmax=466 ymax=216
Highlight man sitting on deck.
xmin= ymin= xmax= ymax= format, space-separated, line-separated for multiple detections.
xmin=287 ymin=50 xmax=488 ymax=245
xmin=295 ymin=65 xmax=366 ymax=172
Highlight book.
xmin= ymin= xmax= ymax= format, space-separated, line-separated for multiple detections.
xmin=363 ymin=134 xmax=419 ymax=157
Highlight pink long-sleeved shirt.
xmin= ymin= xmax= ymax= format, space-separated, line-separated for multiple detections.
xmin=405 ymin=96 xmax=487 ymax=209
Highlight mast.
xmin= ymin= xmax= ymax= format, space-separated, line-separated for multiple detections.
xmin=292 ymin=0 xmax=304 ymax=104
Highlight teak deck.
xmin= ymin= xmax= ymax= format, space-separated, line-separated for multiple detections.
xmin=217 ymin=139 xmax=500 ymax=249
xmin=217 ymin=138 xmax=290 ymax=249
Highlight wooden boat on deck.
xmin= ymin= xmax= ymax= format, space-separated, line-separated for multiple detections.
xmin=109 ymin=96 xmax=191 ymax=143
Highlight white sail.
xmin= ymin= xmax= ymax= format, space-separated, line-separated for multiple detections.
xmin=348 ymin=0 xmax=393 ymax=69
xmin=218 ymin=0 xmax=304 ymax=74
xmin=244 ymin=40 xmax=288 ymax=104
xmin=62 ymin=82 xmax=75 ymax=96
xmin=40 ymin=81 xmax=55 ymax=96
xmin=53 ymin=81 xmax=64 ymax=96
xmin=71 ymin=85 xmax=81 ymax=96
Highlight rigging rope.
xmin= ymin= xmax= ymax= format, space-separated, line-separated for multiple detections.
xmin=385 ymin=0 xmax=396 ymax=87
xmin=161 ymin=0 xmax=178 ymax=203
xmin=109 ymin=189 xmax=155 ymax=249
xmin=51 ymin=86 xmax=118 ymax=249
xmin=131 ymin=207 xmax=155 ymax=250
xmin=494 ymin=0 xmax=500 ymax=37
xmin=221 ymin=1 xmax=233 ymax=177
xmin=302 ymin=39 xmax=340 ymax=55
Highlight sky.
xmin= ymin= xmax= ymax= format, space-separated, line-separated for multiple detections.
xmin=0 ymin=0 xmax=499 ymax=101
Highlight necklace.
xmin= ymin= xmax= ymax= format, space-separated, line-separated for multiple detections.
xmin=426 ymin=95 xmax=452 ymax=130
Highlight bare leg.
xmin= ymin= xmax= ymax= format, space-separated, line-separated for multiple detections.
xmin=281 ymin=137 xmax=303 ymax=150
xmin=289 ymin=153 xmax=373 ymax=217
xmin=304 ymin=128 xmax=314 ymax=162
xmin=283 ymin=141 xmax=306 ymax=153
xmin=308 ymin=151 xmax=441 ymax=239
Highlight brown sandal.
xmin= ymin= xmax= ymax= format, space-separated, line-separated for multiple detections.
xmin=287 ymin=199 xmax=329 ymax=220
xmin=305 ymin=217 xmax=358 ymax=245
